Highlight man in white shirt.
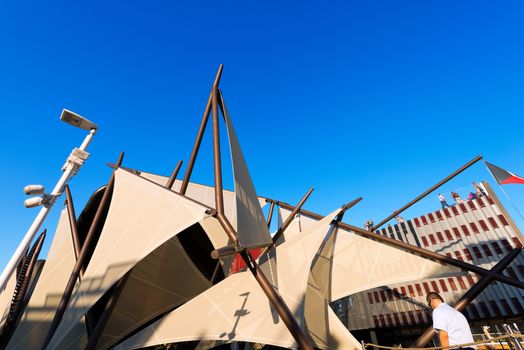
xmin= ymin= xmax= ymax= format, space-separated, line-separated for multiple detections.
xmin=427 ymin=292 xmax=475 ymax=349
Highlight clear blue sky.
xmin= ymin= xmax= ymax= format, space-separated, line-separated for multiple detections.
xmin=1 ymin=0 xmax=524 ymax=269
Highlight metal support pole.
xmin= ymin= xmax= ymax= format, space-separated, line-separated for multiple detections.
xmin=180 ymin=65 xmax=223 ymax=196
xmin=372 ymin=155 xmax=483 ymax=230
xmin=64 ymin=186 xmax=82 ymax=262
xmin=41 ymin=152 xmax=124 ymax=350
xmin=266 ymin=201 xmax=275 ymax=229
xmin=166 ymin=160 xmax=183 ymax=190
xmin=266 ymin=198 xmax=524 ymax=290
xmin=411 ymin=248 xmax=521 ymax=347
xmin=0 ymin=128 xmax=97 ymax=292
xmin=209 ymin=74 xmax=313 ymax=349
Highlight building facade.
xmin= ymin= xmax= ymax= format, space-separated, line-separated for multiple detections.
xmin=338 ymin=181 xmax=524 ymax=344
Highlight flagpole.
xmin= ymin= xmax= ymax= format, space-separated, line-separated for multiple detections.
xmin=484 ymin=162 xmax=524 ymax=223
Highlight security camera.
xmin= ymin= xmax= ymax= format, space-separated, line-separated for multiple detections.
xmin=24 ymin=197 xmax=44 ymax=208
xmin=23 ymin=185 xmax=45 ymax=195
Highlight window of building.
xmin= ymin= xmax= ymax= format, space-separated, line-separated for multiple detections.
xmin=454 ymin=251 xmax=463 ymax=261
xmin=452 ymin=227 xmax=461 ymax=238
xmin=488 ymin=217 xmax=499 ymax=229
xmin=511 ymin=297 xmax=524 ymax=313
xmin=380 ymin=290 xmax=386 ymax=302
xmin=448 ymin=278 xmax=457 ymax=291
xmin=501 ymin=239 xmax=512 ymax=251
xmin=421 ymin=236 xmax=429 ymax=247
xmin=459 ymin=203 xmax=468 ymax=213
xmin=491 ymin=242 xmax=503 ymax=254
xmin=414 ymin=217 xmax=421 ymax=227
xmin=481 ymin=244 xmax=493 ymax=257
xmin=431 ymin=281 xmax=439 ymax=292
xmin=501 ymin=299 xmax=513 ymax=314
xmin=421 ymin=216 xmax=428 ymax=225
xmin=415 ymin=284 xmax=423 ymax=297
xmin=428 ymin=213 xmax=435 ymax=223
xmin=400 ymin=287 xmax=407 ymax=296
xmin=368 ymin=293 xmax=374 ymax=304
xmin=408 ymin=311 xmax=416 ymax=323
xmin=387 ymin=289 xmax=393 ymax=301
xmin=477 ymin=197 xmax=486 ymax=207
xmin=386 ymin=314 xmax=393 ymax=326
xmin=445 ymin=253 xmax=452 ymax=258
xmin=472 ymin=246 xmax=483 ymax=259
xmin=489 ymin=301 xmax=502 ymax=316
xmin=479 ymin=219 xmax=489 ymax=231
xmin=439 ymin=279 xmax=448 ymax=292
xmin=379 ymin=314 xmax=385 ymax=327
xmin=468 ymin=304 xmax=481 ymax=319
xmin=436 ymin=231 xmax=444 ymax=242
xmin=452 ymin=206 xmax=460 ymax=216
xmin=457 ymin=276 xmax=467 ymax=289
xmin=498 ymin=214 xmax=509 ymax=226
xmin=461 ymin=224 xmax=471 ymax=236
xmin=407 ymin=285 xmax=415 ymax=297
xmin=469 ymin=222 xmax=479 ymax=234
xmin=373 ymin=315 xmax=380 ymax=327
xmin=393 ymin=313 xmax=400 ymax=325
xmin=512 ymin=237 xmax=523 ymax=248
xmin=444 ymin=229 xmax=453 ymax=240
xmin=429 ymin=234 xmax=437 ymax=245
xmin=467 ymin=275 xmax=475 ymax=286
xmin=374 ymin=291 xmax=380 ymax=303
xmin=393 ymin=288 xmax=399 ymax=300
xmin=479 ymin=301 xmax=491 ymax=317
xmin=400 ymin=311 xmax=408 ymax=324
xmin=422 ymin=282 xmax=431 ymax=294
xmin=506 ymin=267 xmax=518 ymax=280
xmin=443 ymin=208 xmax=451 ymax=218
xmin=468 ymin=200 xmax=477 ymax=210
xmin=436 ymin=211 xmax=443 ymax=220
xmin=463 ymin=248 xmax=472 ymax=260
xmin=487 ymin=196 xmax=495 ymax=205
xmin=415 ymin=310 xmax=423 ymax=322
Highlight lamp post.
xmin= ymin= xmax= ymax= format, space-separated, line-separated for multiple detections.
xmin=0 ymin=109 xmax=98 ymax=291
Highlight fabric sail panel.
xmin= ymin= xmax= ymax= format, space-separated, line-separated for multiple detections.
xmin=485 ymin=161 xmax=524 ymax=185
xmin=117 ymin=207 xmax=348 ymax=350
xmin=47 ymin=168 xmax=210 ymax=349
xmin=7 ymin=208 xmax=76 ymax=349
xmin=222 ymin=104 xmax=272 ymax=249
xmin=311 ymin=226 xmax=465 ymax=302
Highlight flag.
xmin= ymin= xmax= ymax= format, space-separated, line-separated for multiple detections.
xmin=485 ymin=161 xmax=524 ymax=185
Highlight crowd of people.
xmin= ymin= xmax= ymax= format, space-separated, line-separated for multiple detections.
xmin=438 ymin=182 xmax=486 ymax=209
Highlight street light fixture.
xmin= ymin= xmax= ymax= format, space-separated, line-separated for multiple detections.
xmin=0 ymin=109 xmax=98 ymax=291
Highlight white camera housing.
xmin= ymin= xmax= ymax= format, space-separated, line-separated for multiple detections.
xmin=23 ymin=185 xmax=45 ymax=195
xmin=24 ymin=197 xmax=44 ymax=208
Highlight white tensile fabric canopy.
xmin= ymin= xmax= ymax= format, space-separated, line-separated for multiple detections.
xmin=222 ymin=101 xmax=272 ymax=249
xmin=279 ymin=208 xmax=465 ymax=302
xmin=115 ymin=207 xmax=361 ymax=350
xmin=7 ymin=208 xmax=76 ymax=349
xmin=47 ymin=169 xmax=211 ymax=349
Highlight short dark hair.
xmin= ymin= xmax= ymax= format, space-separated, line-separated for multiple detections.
xmin=426 ymin=292 xmax=443 ymax=305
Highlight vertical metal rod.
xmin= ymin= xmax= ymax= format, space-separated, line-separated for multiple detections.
xmin=64 ymin=186 xmax=82 ymax=262
xmin=41 ymin=152 xmax=124 ymax=350
xmin=210 ymin=79 xmax=312 ymax=348
xmin=266 ymin=198 xmax=524 ymax=290
xmin=84 ymin=272 xmax=130 ymax=350
xmin=372 ymin=155 xmax=483 ymax=230
xmin=411 ymin=248 xmax=521 ymax=347
xmin=266 ymin=202 xmax=275 ymax=229
xmin=180 ymin=65 xmax=224 ymax=195
xmin=166 ymin=160 xmax=183 ymax=190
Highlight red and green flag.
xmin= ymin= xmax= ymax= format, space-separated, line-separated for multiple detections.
xmin=485 ymin=161 xmax=524 ymax=185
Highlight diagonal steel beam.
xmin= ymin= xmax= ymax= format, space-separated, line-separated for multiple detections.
xmin=372 ymin=155 xmax=483 ymax=230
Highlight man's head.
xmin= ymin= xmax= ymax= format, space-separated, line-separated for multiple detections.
xmin=426 ymin=292 xmax=443 ymax=309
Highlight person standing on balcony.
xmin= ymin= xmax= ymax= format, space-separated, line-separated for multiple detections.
xmin=438 ymin=193 xmax=451 ymax=209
